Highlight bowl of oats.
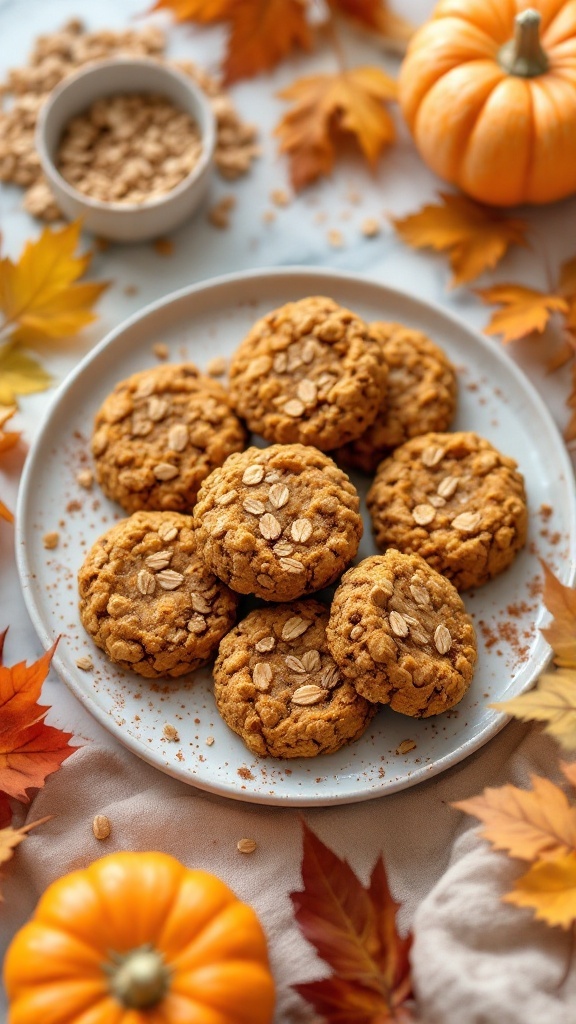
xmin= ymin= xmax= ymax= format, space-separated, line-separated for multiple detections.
xmin=36 ymin=57 xmax=216 ymax=242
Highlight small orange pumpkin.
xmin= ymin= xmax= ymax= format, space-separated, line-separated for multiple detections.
xmin=4 ymin=851 xmax=275 ymax=1024
xmin=399 ymin=1 xmax=576 ymax=206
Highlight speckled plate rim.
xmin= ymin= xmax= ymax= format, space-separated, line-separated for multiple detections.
xmin=16 ymin=266 xmax=576 ymax=806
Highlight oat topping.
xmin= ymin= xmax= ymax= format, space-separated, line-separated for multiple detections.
xmin=269 ymin=483 xmax=289 ymax=509
xmin=412 ymin=504 xmax=436 ymax=526
xmin=434 ymin=624 xmax=452 ymax=654
xmin=243 ymin=464 xmax=265 ymax=485
xmin=292 ymin=684 xmax=326 ymax=706
xmin=253 ymin=662 xmax=273 ymax=690
xmin=422 ymin=445 xmax=446 ymax=467
xmin=137 ymin=569 xmax=156 ymax=595
xmin=285 ymin=655 xmax=306 ymax=673
xmin=437 ymin=475 xmax=459 ymax=499
xmin=259 ymin=513 xmax=282 ymax=540
xmin=389 ymin=610 xmax=410 ymax=637
xmin=145 ymin=550 xmax=172 ymax=570
xmin=243 ymin=497 xmax=266 ymax=515
xmin=255 ymin=636 xmax=276 ymax=653
xmin=451 ymin=511 xmax=482 ymax=533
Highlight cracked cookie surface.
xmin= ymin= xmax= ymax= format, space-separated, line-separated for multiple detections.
xmin=214 ymin=599 xmax=376 ymax=757
xmin=336 ymin=322 xmax=457 ymax=473
xmin=326 ymin=552 xmax=477 ymax=716
xmin=193 ymin=443 xmax=363 ymax=602
xmin=367 ymin=431 xmax=527 ymax=590
xmin=228 ymin=296 xmax=386 ymax=450
xmin=92 ymin=363 xmax=246 ymax=514
xmin=78 ymin=511 xmax=238 ymax=678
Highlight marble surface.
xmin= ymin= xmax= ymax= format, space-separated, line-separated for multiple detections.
xmin=1 ymin=0 xmax=576 ymax=1012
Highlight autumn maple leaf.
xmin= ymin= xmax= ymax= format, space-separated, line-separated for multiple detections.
xmin=391 ymin=193 xmax=528 ymax=288
xmin=505 ymin=853 xmax=576 ymax=929
xmin=150 ymin=0 xmax=233 ymax=21
xmin=0 ymin=406 xmax=21 ymax=524
xmin=476 ymin=284 xmax=568 ymax=344
xmin=291 ymin=821 xmax=414 ymax=1023
xmin=0 ymin=817 xmax=51 ymax=899
xmin=276 ymin=67 xmax=397 ymax=190
xmin=327 ymin=0 xmax=414 ymax=50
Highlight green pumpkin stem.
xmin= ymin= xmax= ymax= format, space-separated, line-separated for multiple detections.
xmin=499 ymin=9 xmax=549 ymax=78
xmin=105 ymin=945 xmax=171 ymax=1010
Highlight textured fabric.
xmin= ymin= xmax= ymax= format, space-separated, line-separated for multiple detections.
xmin=3 ymin=721 xmax=572 ymax=1023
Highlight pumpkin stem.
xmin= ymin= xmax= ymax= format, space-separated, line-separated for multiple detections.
xmin=499 ymin=9 xmax=549 ymax=78
xmin=106 ymin=945 xmax=170 ymax=1010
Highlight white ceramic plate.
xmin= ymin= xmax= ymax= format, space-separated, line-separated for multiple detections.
xmin=16 ymin=268 xmax=576 ymax=806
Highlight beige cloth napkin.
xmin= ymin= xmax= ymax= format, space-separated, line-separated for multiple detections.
xmin=3 ymin=721 xmax=574 ymax=1024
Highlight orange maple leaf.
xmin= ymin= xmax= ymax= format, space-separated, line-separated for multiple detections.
xmin=539 ymin=562 xmax=576 ymax=669
xmin=392 ymin=192 xmax=528 ymax=288
xmin=328 ymin=0 xmax=414 ymax=50
xmin=0 ymin=816 xmax=51 ymax=899
xmin=292 ymin=821 xmax=414 ymax=1023
xmin=0 ymin=407 xmax=20 ymax=524
xmin=276 ymin=67 xmax=397 ymax=190
xmin=150 ymin=0 xmax=233 ymax=21
xmin=476 ymin=284 xmax=568 ymax=344
xmin=504 ymin=852 xmax=576 ymax=929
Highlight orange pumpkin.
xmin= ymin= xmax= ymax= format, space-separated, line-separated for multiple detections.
xmin=4 ymin=851 xmax=275 ymax=1024
xmin=399 ymin=1 xmax=576 ymax=206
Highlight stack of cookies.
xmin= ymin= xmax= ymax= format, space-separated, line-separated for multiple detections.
xmin=78 ymin=295 xmax=528 ymax=760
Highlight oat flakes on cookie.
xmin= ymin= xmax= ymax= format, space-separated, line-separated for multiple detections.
xmin=78 ymin=511 xmax=238 ymax=678
xmin=336 ymin=322 xmax=457 ymax=473
xmin=193 ymin=443 xmax=363 ymax=602
xmin=92 ymin=363 xmax=246 ymax=514
xmin=367 ymin=431 xmax=528 ymax=590
xmin=214 ymin=599 xmax=376 ymax=757
xmin=326 ymin=552 xmax=477 ymax=716
xmin=228 ymin=296 xmax=386 ymax=450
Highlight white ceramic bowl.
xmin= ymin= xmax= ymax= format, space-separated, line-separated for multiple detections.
xmin=36 ymin=58 xmax=216 ymax=242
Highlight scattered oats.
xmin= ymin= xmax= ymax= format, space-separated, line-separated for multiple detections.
xmin=412 ymin=504 xmax=436 ymax=526
xmin=206 ymin=735 xmax=215 ymax=746
xmin=321 ymin=664 xmax=341 ymax=689
xmin=237 ymin=838 xmax=257 ymax=854
xmin=255 ymin=636 xmax=276 ymax=653
xmin=452 ymin=511 xmax=482 ymax=533
xmin=145 ymin=550 xmax=172 ymax=571
xmin=137 ymin=569 xmax=156 ymax=595
xmin=428 ymin=495 xmax=446 ymax=508
xmin=269 ymin=483 xmax=289 ymax=509
xmin=187 ymin=614 xmax=207 ymax=634
xmin=156 ymin=569 xmax=184 ymax=590
xmin=273 ymin=541 xmax=294 ymax=556
xmin=257 ymin=573 xmax=275 ymax=590
xmin=434 ymin=624 xmax=452 ymax=654
xmin=291 ymin=518 xmax=312 ymax=543
xmin=292 ymin=684 xmax=326 ymax=706
xmin=153 ymin=462 xmax=179 ymax=481
xmin=301 ymin=649 xmax=321 ymax=672
xmin=168 ymin=424 xmax=188 ymax=452
xmin=76 ymin=656 xmax=93 ymax=671
xmin=206 ymin=356 xmax=227 ymax=377
xmin=422 ymin=446 xmax=446 ymax=468
xmin=216 ymin=489 xmax=238 ymax=506
xmin=153 ymin=342 xmax=169 ymax=360
xmin=280 ymin=557 xmax=304 ymax=573
xmin=158 ymin=521 xmax=178 ymax=542
xmin=270 ymin=188 xmax=290 ymax=206
xmin=283 ymin=398 xmax=305 ymax=418
xmin=208 ymin=194 xmax=236 ymax=229
xmin=243 ymin=464 xmax=265 ymax=485
xmin=243 ymin=497 xmax=266 ymax=515
xmin=396 ymin=739 xmax=417 ymax=755
xmin=163 ymin=723 xmax=179 ymax=741
xmin=282 ymin=616 xmax=309 ymax=641
xmin=259 ymin=513 xmax=282 ymax=540
xmin=148 ymin=396 xmax=169 ymax=422
xmin=370 ymin=583 xmax=393 ymax=606
xmin=389 ymin=610 xmax=409 ymax=637
xmin=328 ymin=229 xmax=344 ymax=247
xmin=285 ymin=655 xmax=306 ymax=673
xmin=350 ymin=625 xmax=364 ymax=641
xmin=437 ymin=475 xmax=459 ymax=499
xmin=361 ymin=217 xmax=380 ymax=237
xmin=76 ymin=469 xmax=93 ymax=489
xmin=410 ymin=583 xmax=430 ymax=606
xmin=296 ymin=379 xmax=317 ymax=405
xmin=253 ymin=662 xmax=273 ymax=690
xmin=43 ymin=531 xmax=59 ymax=550
xmin=92 ymin=815 xmax=111 ymax=840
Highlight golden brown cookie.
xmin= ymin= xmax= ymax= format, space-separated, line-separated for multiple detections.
xmin=228 ymin=296 xmax=386 ymax=450
xmin=336 ymin=322 xmax=457 ymax=473
xmin=326 ymin=552 xmax=477 ymax=716
xmin=367 ymin=432 xmax=528 ymax=590
xmin=214 ymin=599 xmax=376 ymax=757
xmin=193 ymin=443 xmax=363 ymax=602
xmin=92 ymin=363 xmax=246 ymax=514
xmin=78 ymin=511 xmax=238 ymax=678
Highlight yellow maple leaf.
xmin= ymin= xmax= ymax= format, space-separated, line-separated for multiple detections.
xmin=539 ymin=562 xmax=576 ymax=669
xmin=0 ymin=816 xmax=50 ymax=898
xmin=392 ymin=192 xmax=528 ymax=288
xmin=0 ymin=345 xmax=52 ymax=406
xmin=0 ymin=221 xmax=108 ymax=347
xmin=453 ymin=775 xmax=576 ymax=862
xmin=276 ymin=67 xmax=397 ymax=190
xmin=504 ymin=852 xmax=576 ymax=929
xmin=493 ymin=670 xmax=576 ymax=751
xmin=476 ymin=284 xmax=568 ymax=344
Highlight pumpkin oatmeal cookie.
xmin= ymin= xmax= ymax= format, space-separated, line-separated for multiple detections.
xmin=193 ymin=443 xmax=363 ymax=602
xmin=78 ymin=511 xmax=238 ymax=678
xmin=367 ymin=432 xmax=527 ymax=590
xmin=92 ymin=363 xmax=246 ymax=514
xmin=336 ymin=322 xmax=457 ymax=473
xmin=214 ymin=599 xmax=376 ymax=757
xmin=228 ymin=296 xmax=386 ymax=450
xmin=326 ymin=552 xmax=477 ymax=716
